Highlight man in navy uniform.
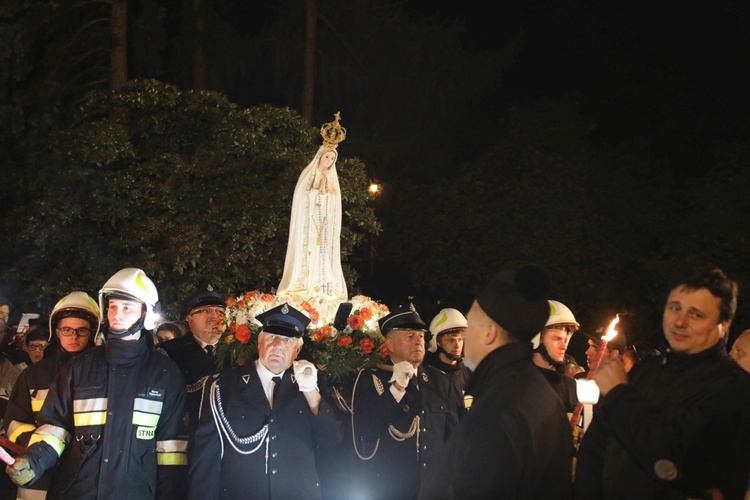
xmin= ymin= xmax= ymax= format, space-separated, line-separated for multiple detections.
xmin=160 ymin=286 xmax=224 ymax=453
xmin=352 ymin=306 xmax=463 ymax=500
xmin=189 ymin=303 xmax=343 ymax=499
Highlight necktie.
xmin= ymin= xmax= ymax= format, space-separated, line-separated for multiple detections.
xmin=270 ymin=376 xmax=282 ymax=408
xmin=205 ymin=344 xmax=214 ymax=356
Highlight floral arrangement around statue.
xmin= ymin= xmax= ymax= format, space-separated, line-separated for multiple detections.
xmin=214 ymin=291 xmax=390 ymax=382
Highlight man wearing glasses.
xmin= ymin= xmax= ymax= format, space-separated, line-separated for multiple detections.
xmin=160 ymin=287 xmax=225 ymax=456
xmin=189 ymin=303 xmax=342 ymax=499
xmin=2 ymin=291 xmax=99 ymax=499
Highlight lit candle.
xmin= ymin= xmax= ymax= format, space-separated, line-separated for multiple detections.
xmin=570 ymin=315 xmax=619 ymax=429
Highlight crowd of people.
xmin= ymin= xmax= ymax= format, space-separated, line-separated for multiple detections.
xmin=0 ymin=262 xmax=748 ymax=499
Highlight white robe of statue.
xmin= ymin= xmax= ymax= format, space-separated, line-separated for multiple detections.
xmin=277 ymin=146 xmax=348 ymax=308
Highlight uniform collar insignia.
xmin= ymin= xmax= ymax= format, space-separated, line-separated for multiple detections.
xmin=242 ymin=374 xmax=251 ymax=384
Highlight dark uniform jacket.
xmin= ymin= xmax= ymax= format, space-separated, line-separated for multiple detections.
xmin=189 ymin=360 xmax=343 ymax=500
xmin=420 ymin=342 xmax=573 ymax=500
xmin=575 ymin=342 xmax=750 ymax=500
xmin=20 ymin=334 xmax=188 ymax=500
xmin=159 ymin=333 xmax=216 ymax=443
xmin=352 ymin=363 xmax=463 ymax=500
xmin=423 ymin=351 xmax=471 ymax=395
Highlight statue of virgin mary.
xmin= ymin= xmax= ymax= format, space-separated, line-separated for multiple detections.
xmin=277 ymin=114 xmax=348 ymax=308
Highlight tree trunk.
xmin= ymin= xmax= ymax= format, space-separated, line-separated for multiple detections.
xmin=302 ymin=0 xmax=317 ymax=123
xmin=110 ymin=0 xmax=128 ymax=90
xmin=193 ymin=0 xmax=207 ymax=90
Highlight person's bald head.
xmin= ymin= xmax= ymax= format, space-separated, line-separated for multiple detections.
xmin=729 ymin=329 xmax=750 ymax=373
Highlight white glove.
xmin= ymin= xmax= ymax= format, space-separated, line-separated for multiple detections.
xmin=575 ymin=378 xmax=601 ymax=405
xmin=389 ymin=361 xmax=414 ymax=389
xmin=293 ymin=360 xmax=318 ymax=392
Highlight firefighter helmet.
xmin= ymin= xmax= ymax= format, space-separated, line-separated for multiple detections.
xmin=428 ymin=308 xmax=468 ymax=353
xmin=531 ymin=300 xmax=579 ymax=349
xmin=48 ymin=291 xmax=101 ymax=342
xmin=99 ymin=268 xmax=159 ymax=330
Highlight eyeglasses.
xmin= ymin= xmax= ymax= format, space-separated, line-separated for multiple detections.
xmin=57 ymin=327 xmax=92 ymax=337
xmin=28 ymin=343 xmax=48 ymax=351
xmin=190 ymin=307 xmax=225 ymax=317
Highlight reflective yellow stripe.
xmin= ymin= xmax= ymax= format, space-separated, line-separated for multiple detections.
xmin=156 ymin=452 xmax=187 ymax=466
xmin=73 ymin=398 xmax=107 ymax=413
xmin=30 ymin=389 xmax=48 ymax=412
xmin=74 ymin=411 xmax=107 ymax=427
xmin=28 ymin=433 xmax=67 ymax=457
xmin=157 ymin=439 xmax=188 ymax=453
xmin=8 ymin=422 xmax=36 ymax=443
xmin=132 ymin=411 xmax=160 ymax=427
xmin=133 ymin=398 xmax=163 ymax=414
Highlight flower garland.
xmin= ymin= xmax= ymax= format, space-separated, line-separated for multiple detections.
xmin=214 ymin=291 xmax=390 ymax=382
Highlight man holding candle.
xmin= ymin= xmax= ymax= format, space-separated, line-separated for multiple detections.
xmin=574 ymin=266 xmax=750 ymax=499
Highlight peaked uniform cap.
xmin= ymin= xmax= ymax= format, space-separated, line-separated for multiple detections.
xmin=256 ymin=303 xmax=310 ymax=338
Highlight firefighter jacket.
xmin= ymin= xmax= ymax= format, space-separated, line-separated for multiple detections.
xmin=352 ymin=363 xmax=463 ymax=500
xmin=188 ymin=360 xmax=343 ymax=500
xmin=3 ymin=350 xmax=79 ymax=499
xmin=19 ymin=333 xmax=188 ymax=500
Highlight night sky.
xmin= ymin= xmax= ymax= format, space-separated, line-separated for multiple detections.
xmin=406 ymin=0 xmax=750 ymax=167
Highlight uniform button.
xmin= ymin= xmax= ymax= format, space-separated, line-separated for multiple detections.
xmin=108 ymin=411 xmax=113 ymax=416
xmin=269 ymin=418 xmax=274 ymax=423
xmin=271 ymin=435 xmax=277 ymax=440
xmin=422 ymin=463 xmax=427 ymax=468
xmin=272 ymin=452 xmax=277 ymax=458
xmin=298 ymin=410 xmax=303 ymax=414
xmin=421 ymin=428 xmax=427 ymax=433
xmin=422 ymin=445 xmax=427 ymax=450
xmin=271 ymin=470 xmax=278 ymax=475
xmin=103 ymin=458 xmax=109 ymax=463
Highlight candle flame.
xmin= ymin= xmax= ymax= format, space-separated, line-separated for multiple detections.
xmin=602 ymin=314 xmax=620 ymax=342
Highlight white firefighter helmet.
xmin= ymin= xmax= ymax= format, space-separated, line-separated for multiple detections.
xmin=49 ymin=291 xmax=101 ymax=342
xmin=531 ymin=300 xmax=579 ymax=349
xmin=428 ymin=308 xmax=468 ymax=353
xmin=99 ymin=268 xmax=159 ymax=330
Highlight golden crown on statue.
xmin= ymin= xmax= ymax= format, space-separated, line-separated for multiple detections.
xmin=320 ymin=111 xmax=347 ymax=149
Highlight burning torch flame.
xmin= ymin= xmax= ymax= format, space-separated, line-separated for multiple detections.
xmin=602 ymin=314 xmax=620 ymax=342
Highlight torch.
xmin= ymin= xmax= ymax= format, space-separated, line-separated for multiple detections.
xmin=569 ymin=314 xmax=620 ymax=429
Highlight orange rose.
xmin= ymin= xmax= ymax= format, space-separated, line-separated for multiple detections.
xmin=360 ymin=338 xmax=375 ymax=355
xmin=309 ymin=309 xmax=320 ymax=324
xmin=337 ymin=335 xmax=353 ymax=348
xmin=380 ymin=343 xmax=389 ymax=359
xmin=236 ymin=324 xmax=252 ymax=344
xmin=359 ymin=307 xmax=372 ymax=320
xmin=319 ymin=325 xmax=332 ymax=339
xmin=226 ymin=297 xmax=236 ymax=307
xmin=301 ymin=301 xmax=313 ymax=312
xmin=244 ymin=291 xmax=258 ymax=302
xmin=260 ymin=293 xmax=274 ymax=303
xmin=347 ymin=315 xmax=364 ymax=330
xmin=225 ymin=335 xmax=235 ymax=344
xmin=229 ymin=321 xmax=237 ymax=334
xmin=312 ymin=330 xmax=324 ymax=343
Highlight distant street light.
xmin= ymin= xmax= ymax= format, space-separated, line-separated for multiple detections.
xmin=368 ymin=182 xmax=380 ymax=196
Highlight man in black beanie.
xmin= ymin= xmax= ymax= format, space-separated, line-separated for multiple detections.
xmin=420 ymin=264 xmax=573 ymax=499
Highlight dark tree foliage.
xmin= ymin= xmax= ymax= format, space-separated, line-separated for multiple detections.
xmin=0 ymin=80 xmax=380 ymax=316
xmin=377 ymin=95 xmax=750 ymax=349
